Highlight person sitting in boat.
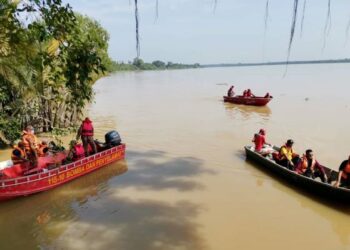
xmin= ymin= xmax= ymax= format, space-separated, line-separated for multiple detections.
xmin=37 ymin=140 xmax=49 ymax=157
xmin=227 ymin=85 xmax=235 ymax=97
xmin=22 ymin=125 xmax=39 ymax=166
xmin=296 ymin=149 xmax=328 ymax=183
xmin=335 ymin=156 xmax=350 ymax=188
xmin=11 ymin=141 xmax=28 ymax=165
xmin=275 ymin=139 xmax=300 ymax=170
xmin=246 ymin=89 xmax=255 ymax=97
xmin=252 ymin=129 xmax=273 ymax=156
xmin=76 ymin=117 xmax=97 ymax=157
xmin=67 ymin=140 xmax=85 ymax=162
xmin=264 ymin=92 xmax=270 ymax=98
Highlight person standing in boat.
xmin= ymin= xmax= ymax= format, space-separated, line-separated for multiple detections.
xmin=335 ymin=156 xmax=350 ymax=188
xmin=296 ymin=149 xmax=328 ymax=183
xmin=227 ymin=85 xmax=235 ymax=97
xmin=76 ymin=117 xmax=97 ymax=157
xmin=21 ymin=125 xmax=39 ymax=166
xmin=252 ymin=129 xmax=272 ymax=155
xmin=277 ymin=139 xmax=300 ymax=170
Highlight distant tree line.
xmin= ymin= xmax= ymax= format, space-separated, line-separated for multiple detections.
xmin=109 ymin=58 xmax=200 ymax=71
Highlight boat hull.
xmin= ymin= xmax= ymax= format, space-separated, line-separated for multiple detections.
xmin=245 ymin=146 xmax=350 ymax=202
xmin=0 ymin=144 xmax=126 ymax=201
xmin=223 ymin=96 xmax=272 ymax=106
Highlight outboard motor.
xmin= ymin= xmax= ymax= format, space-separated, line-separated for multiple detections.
xmin=105 ymin=130 xmax=122 ymax=147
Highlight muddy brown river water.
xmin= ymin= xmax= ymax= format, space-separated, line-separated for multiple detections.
xmin=0 ymin=64 xmax=350 ymax=250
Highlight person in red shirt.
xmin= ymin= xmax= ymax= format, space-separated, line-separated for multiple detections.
xmin=246 ymin=89 xmax=255 ymax=97
xmin=252 ymin=129 xmax=272 ymax=155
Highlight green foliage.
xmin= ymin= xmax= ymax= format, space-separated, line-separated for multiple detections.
xmin=0 ymin=0 xmax=113 ymax=143
xmin=0 ymin=114 xmax=21 ymax=143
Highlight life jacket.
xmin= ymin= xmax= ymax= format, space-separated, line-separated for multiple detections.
xmin=73 ymin=144 xmax=85 ymax=161
xmin=37 ymin=144 xmax=49 ymax=157
xmin=22 ymin=131 xmax=38 ymax=152
xmin=297 ymin=155 xmax=316 ymax=174
xmin=279 ymin=145 xmax=294 ymax=161
xmin=81 ymin=119 xmax=94 ymax=136
xmin=11 ymin=146 xmax=27 ymax=165
xmin=341 ymin=163 xmax=350 ymax=179
xmin=243 ymin=90 xmax=248 ymax=97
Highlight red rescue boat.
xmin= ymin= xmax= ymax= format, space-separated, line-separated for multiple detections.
xmin=223 ymin=95 xmax=273 ymax=106
xmin=0 ymin=144 xmax=125 ymax=201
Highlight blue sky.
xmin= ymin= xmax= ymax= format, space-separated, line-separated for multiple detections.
xmin=64 ymin=0 xmax=350 ymax=64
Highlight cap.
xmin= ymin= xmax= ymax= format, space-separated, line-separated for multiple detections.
xmin=286 ymin=139 xmax=294 ymax=145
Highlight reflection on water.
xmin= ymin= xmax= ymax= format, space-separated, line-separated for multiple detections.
xmin=0 ymin=160 xmax=127 ymax=249
xmin=223 ymin=102 xmax=272 ymax=120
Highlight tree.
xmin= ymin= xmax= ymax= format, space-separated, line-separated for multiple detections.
xmin=152 ymin=60 xmax=166 ymax=69
xmin=0 ymin=0 xmax=111 ymax=143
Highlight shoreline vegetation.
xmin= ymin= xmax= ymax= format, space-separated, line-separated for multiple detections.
xmin=0 ymin=0 xmax=199 ymax=145
xmin=110 ymin=58 xmax=200 ymax=71
xmin=201 ymin=59 xmax=350 ymax=68
xmin=1 ymin=0 xmax=114 ymax=144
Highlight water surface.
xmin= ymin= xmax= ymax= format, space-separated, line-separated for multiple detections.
xmin=1 ymin=64 xmax=350 ymax=250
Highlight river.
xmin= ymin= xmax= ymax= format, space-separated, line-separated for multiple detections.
xmin=0 ymin=64 xmax=350 ymax=250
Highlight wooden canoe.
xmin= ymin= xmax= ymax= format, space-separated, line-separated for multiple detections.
xmin=223 ymin=96 xmax=272 ymax=106
xmin=244 ymin=145 xmax=350 ymax=202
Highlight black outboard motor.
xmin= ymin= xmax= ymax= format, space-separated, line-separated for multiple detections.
xmin=105 ymin=130 xmax=122 ymax=148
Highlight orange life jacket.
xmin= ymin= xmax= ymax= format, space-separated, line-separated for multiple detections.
xmin=341 ymin=163 xmax=350 ymax=179
xmin=37 ymin=144 xmax=48 ymax=157
xmin=22 ymin=131 xmax=38 ymax=151
xmin=297 ymin=156 xmax=316 ymax=174
xmin=73 ymin=144 xmax=85 ymax=161
xmin=11 ymin=146 xmax=27 ymax=165
xmin=81 ymin=120 xmax=94 ymax=136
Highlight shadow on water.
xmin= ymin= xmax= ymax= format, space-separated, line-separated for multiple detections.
xmin=120 ymin=149 xmax=217 ymax=192
xmin=52 ymin=197 xmax=207 ymax=250
xmin=0 ymin=160 xmax=128 ymax=249
xmin=243 ymin=156 xmax=350 ymax=245
xmin=48 ymin=149 xmax=212 ymax=249
xmin=223 ymin=102 xmax=271 ymax=120
xmin=0 ymin=149 xmax=213 ymax=250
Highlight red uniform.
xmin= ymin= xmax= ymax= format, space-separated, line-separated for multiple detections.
xmin=253 ymin=133 xmax=265 ymax=152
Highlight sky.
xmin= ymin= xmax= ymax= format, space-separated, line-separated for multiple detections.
xmin=63 ymin=0 xmax=350 ymax=64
